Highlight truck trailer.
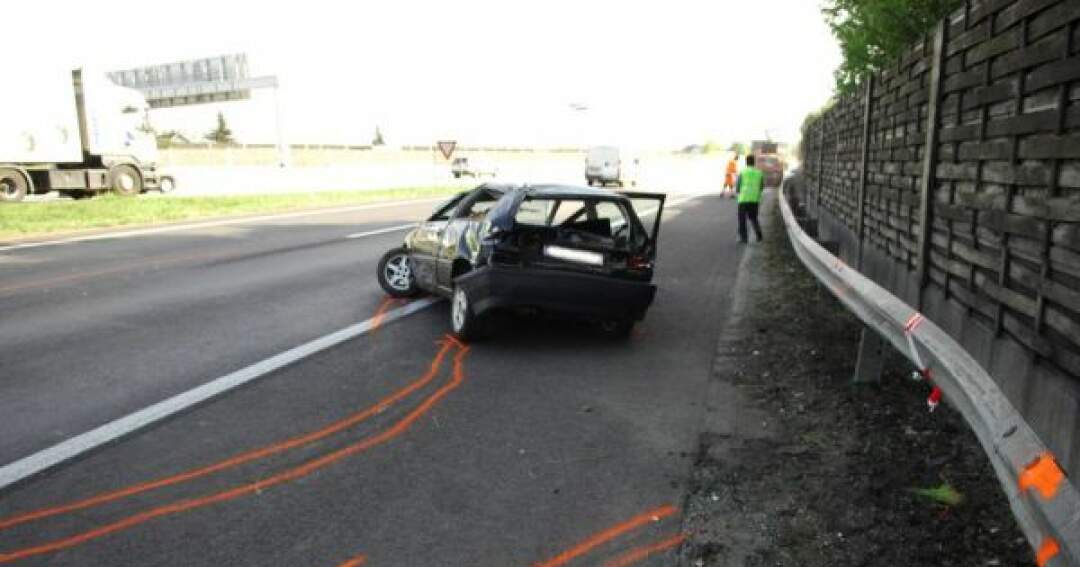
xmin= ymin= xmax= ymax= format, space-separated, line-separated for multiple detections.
xmin=0 ymin=68 xmax=170 ymax=202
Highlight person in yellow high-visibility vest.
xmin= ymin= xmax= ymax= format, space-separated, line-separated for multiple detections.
xmin=735 ymin=154 xmax=765 ymax=243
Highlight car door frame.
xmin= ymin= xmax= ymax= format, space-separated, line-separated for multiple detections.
xmin=617 ymin=191 xmax=667 ymax=259
xmin=410 ymin=191 xmax=469 ymax=292
xmin=434 ymin=187 xmax=502 ymax=293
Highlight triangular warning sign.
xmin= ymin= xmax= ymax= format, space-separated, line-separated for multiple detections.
xmin=437 ymin=140 xmax=456 ymax=160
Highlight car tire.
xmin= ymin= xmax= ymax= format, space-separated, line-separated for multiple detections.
xmin=0 ymin=168 xmax=29 ymax=203
xmin=598 ymin=318 xmax=634 ymax=339
xmin=453 ymin=172 xmax=461 ymax=179
xmin=159 ymin=176 xmax=176 ymax=193
xmin=109 ymin=164 xmax=143 ymax=196
xmin=377 ymin=247 xmax=422 ymax=298
xmin=450 ymin=283 xmax=483 ymax=341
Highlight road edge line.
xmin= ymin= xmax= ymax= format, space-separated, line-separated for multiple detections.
xmin=0 ymin=297 xmax=439 ymax=493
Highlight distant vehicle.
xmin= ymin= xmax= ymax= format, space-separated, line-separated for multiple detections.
xmin=585 ymin=146 xmax=622 ymax=187
xmin=451 ymin=156 xmax=498 ymax=178
xmin=376 ymin=183 xmax=666 ymax=339
xmin=756 ymin=154 xmax=785 ymax=187
xmin=751 ymin=140 xmax=779 ymax=155
xmin=0 ymin=68 xmax=169 ymax=202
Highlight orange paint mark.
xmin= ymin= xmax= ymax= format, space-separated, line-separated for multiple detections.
xmin=1019 ymin=452 xmax=1064 ymax=501
xmin=1037 ymin=537 xmax=1060 ymax=567
xmin=0 ymin=338 xmax=457 ymax=533
xmin=601 ymin=533 xmax=686 ymax=567
xmin=369 ymin=297 xmax=403 ymax=334
xmin=0 ymin=343 xmax=469 ymax=564
xmin=532 ymin=504 xmax=678 ymax=567
xmin=336 ymin=553 xmax=367 ymax=567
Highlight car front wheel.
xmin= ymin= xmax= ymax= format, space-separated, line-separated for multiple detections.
xmin=377 ymin=247 xmax=421 ymax=297
xmin=451 ymin=284 xmax=482 ymax=341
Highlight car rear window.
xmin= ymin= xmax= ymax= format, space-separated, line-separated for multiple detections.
xmin=514 ymin=197 xmax=644 ymax=250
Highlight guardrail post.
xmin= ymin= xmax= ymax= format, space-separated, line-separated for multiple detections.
xmin=856 ymin=76 xmax=874 ymax=270
xmin=815 ymin=118 xmax=826 ymax=213
xmin=853 ymin=327 xmax=885 ymax=384
xmin=915 ymin=22 xmax=947 ymax=307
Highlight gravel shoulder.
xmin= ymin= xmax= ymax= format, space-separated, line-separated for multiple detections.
xmin=678 ymin=193 xmax=1032 ymax=567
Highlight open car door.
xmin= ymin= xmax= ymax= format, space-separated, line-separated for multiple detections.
xmin=619 ymin=191 xmax=666 ymax=257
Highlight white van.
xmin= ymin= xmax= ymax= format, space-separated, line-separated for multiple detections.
xmin=585 ymin=146 xmax=622 ymax=187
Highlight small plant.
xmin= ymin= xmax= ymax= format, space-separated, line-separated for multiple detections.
xmin=911 ymin=483 xmax=964 ymax=507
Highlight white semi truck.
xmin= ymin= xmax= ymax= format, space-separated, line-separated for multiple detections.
xmin=0 ymin=67 xmax=171 ymax=202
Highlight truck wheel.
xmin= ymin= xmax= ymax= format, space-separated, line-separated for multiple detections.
xmin=450 ymin=283 xmax=483 ymax=341
xmin=377 ymin=247 xmax=422 ymax=298
xmin=159 ymin=176 xmax=176 ymax=193
xmin=110 ymin=164 xmax=143 ymax=196
xmin=0 ymin=168 xmax=29 ymax=203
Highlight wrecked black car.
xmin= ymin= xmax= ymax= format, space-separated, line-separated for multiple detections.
xmin=377 ymin=183 xmax=665 ymax=339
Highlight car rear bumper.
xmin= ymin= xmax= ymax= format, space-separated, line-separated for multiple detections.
xmin=456 ymin=265 xmax=657 ymax=321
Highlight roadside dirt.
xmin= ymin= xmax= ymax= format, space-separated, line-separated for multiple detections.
xmin=679 ymin=198 xmax=1033 ymax=566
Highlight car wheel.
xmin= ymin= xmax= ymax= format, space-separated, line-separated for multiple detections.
xmin=377 ymin=247 xmax=421 ymax=297
xmin=453 ymin=172 xmax=461 ymax=179
xmin=110 ymin=164 xmax=143 ymax=196
xmin=159 ymin=176 xmax=176 ymax=193
xmin=598 ymin=318 xmax=634 ymax=339
xmin=450 ymin=284 xmax=482 ymax=341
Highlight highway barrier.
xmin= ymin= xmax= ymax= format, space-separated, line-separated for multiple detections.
xmin=781 ymin=179 xmax=1079 ymax=566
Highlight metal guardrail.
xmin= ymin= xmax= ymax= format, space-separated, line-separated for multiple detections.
xmin=779 ymin=182 xmax=1080 ymax=567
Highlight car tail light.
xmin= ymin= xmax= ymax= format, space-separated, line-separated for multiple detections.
xmin=628 ymin=254 xmax=652 ymax=270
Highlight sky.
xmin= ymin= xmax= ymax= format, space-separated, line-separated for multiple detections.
xmin=9 ymin=0 xmax=841 ymax=150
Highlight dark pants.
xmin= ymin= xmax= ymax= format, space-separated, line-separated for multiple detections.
xmin=738 ymin=202 xmax=762 ymax=242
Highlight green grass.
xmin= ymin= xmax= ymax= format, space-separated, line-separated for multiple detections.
xmin=0 ymin=187 xmax=463 ymax=241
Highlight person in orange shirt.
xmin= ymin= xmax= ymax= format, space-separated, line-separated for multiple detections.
xmin=723 ymin=154 xmax=738 ymax=198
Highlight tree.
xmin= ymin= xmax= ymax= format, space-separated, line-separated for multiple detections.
xmin=796 ymin=100 xmax=836 ymax=161
xmin=204 ymin=112 xmax=235 ymax=145
xmin=728 ymin=142 xmax=748 ymax=156
xmin=156 ymin=130 xmax=190 ymax=149
xmin=372 ymin=126 xmax=386 ymax=146
xmin=823 ymin=0 xmax=962 ymax=93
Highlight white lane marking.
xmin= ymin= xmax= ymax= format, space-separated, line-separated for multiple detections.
xmin=345 ymin=224 xmax=417 ymax=239
xmin=0 ymin=297 xmax=439 ymax=492
xmin=0 ymin=197 xmax=448 ymax=253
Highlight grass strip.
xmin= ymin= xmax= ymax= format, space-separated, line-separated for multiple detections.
xmin=0 ymin=187 xmax=461 ymax=241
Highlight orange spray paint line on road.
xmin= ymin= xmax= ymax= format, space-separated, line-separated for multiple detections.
xmin=600 ymin=533 xmax=686 ymax=567
xmin=369 ymin=297 xmax=405 ymax=334
xmin=335 ymin=553 xmax=367 ymax=567
xmin=0 ymin=344 xmax=470 ymax=564
xmin=532 ymin=504 xmax=678 ymax=567
xmin=0 ymin=338 xmax=457 ymax=533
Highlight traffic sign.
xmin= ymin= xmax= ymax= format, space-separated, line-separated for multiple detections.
xmin=437 ymin=140 xmax=456 ymax=160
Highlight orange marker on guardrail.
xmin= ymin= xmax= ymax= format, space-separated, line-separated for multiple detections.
xmin=1019 ymin=453 xmax=1065 ymax=501
xmin=1036 ymin=537 xmax=1060 ymax=567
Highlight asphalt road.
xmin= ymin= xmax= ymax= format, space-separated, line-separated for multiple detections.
xmin=0 ymin=190 xmax=746 ymax=566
